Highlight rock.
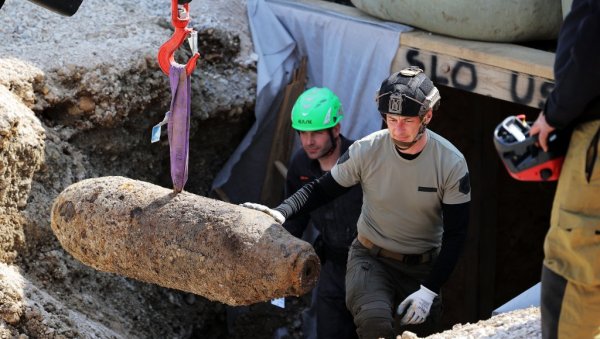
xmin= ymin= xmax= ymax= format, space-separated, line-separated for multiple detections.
xmin=417 ymin=306 xmax=541 ymax=338
xmin=0 ymin=262 xmax=124 ymax=338
xmin=400 ymin=331 xmax=419 ymax=339
xmin=0 ymin=84 xmax=45 ymax=263
xmin=51 ymin=176 xmax=320 ymax=306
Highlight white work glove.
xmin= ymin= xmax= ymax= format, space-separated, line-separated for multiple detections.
xmin=396 ymin=285 xmax=437 ymax=325
xmin=240 ymin=202 xmax=285 ymax=224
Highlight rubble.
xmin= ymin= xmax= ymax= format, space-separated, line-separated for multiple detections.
xmin=400 ymin=307 xmax=541 ymax=339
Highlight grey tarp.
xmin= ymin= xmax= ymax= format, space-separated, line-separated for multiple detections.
xmin=212 ymin=0 xmax=411 ymax=203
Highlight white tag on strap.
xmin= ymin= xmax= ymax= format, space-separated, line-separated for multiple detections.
xmin=151 ymin=111 xmax=170 ymax=143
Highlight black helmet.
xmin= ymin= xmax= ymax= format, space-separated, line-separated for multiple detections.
xmin=376 ymin=66 xmax=441 ymax=116
xmin=493 ymin=115 xmax=569 ymax=181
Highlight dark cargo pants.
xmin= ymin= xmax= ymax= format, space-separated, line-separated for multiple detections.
xmin=317 ymin=259 xmax=358 ymax=339
xmin=345 ymin=239 xmax=442 ymax=339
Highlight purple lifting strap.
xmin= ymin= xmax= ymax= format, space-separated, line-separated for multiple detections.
xmin=168 ymin=64 xmax=191 ymax=192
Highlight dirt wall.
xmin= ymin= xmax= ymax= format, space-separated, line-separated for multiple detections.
xmin=0 ymin=0 xmax=257 ymax=337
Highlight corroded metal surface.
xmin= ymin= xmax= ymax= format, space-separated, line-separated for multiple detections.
xmin=51 ymin=176 xmax=319 ymax=306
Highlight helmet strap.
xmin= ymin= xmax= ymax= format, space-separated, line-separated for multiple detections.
xmin=321 ymin=128 xmax=338 ymax=158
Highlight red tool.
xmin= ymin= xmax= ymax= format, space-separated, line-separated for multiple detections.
xmin=493 ymin=115 xmax=569 ymax=181
xmin=157 ymin=0 xmax=200 ymax=76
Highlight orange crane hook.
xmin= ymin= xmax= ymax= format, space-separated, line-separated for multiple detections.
xmin=157 ymin=0 xmax=200 ymax=76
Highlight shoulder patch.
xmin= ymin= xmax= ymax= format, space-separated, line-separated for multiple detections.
xmin=337 ymin=149 xmax=350 ymax=165
xmin=459 ymin=172 xmax=470 ymax=194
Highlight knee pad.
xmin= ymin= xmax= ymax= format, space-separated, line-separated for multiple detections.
xmin=352 ymin=300 xmax=394 ymax=339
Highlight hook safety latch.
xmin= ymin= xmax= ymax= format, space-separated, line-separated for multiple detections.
xmin=157 ymin=0 xmax=200 ymax=76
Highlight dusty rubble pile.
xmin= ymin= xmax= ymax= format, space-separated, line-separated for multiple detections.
xmin=401 ymin=307 xmax=541 ymax=339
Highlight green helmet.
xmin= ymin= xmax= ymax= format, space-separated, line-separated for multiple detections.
xmin=291 ymin=87 xmax=343 ymax=131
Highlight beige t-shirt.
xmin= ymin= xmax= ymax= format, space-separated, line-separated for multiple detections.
xmin=331 ymin=129 xmax=470 ymax=253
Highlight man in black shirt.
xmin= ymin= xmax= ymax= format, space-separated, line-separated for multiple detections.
xmin=285 ymin=87 xmax=362 ymax=339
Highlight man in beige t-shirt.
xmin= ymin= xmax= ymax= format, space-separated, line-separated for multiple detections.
xmin=243 ymin=67 xmax=471 ymax=338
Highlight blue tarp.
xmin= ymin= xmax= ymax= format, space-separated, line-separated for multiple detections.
xmin=212 ymin=0 xmax=411 ymax=203
xmin=493 ymin=282 xmax=541 ymax=315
